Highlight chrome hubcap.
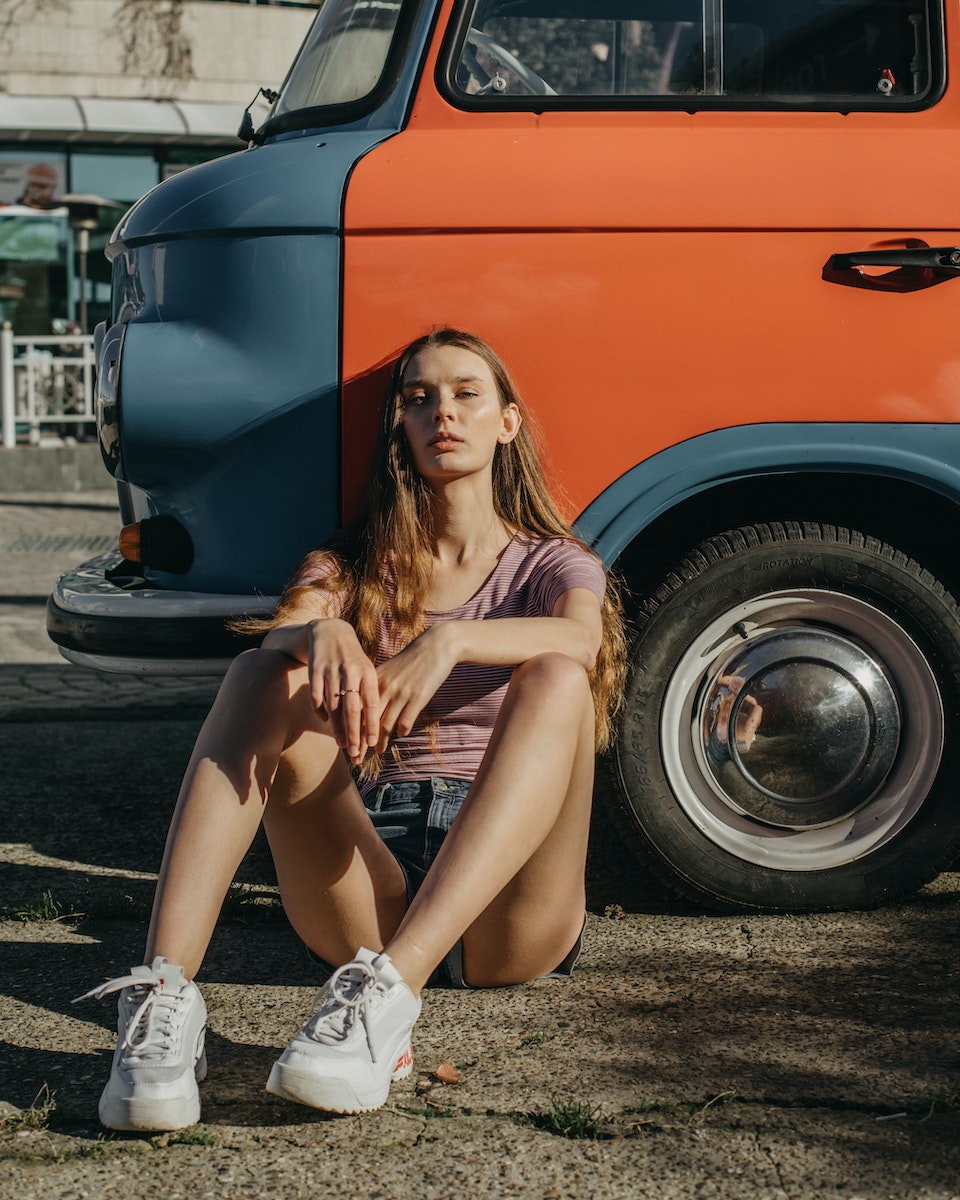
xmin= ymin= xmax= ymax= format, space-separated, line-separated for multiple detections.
xmin=660 ymin=590 xmax=943 ymax=871
xmin=699 ymin=628 xmax=901 ymax=828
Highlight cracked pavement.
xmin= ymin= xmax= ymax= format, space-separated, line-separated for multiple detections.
xmin=1 ymin=491 xmax=959 ymax=1199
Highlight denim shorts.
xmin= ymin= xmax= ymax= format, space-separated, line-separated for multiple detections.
xmin=364 ymin=776 xmax=469 ymax=892
xmin=306 ymin=777 xmax=583 ymax=989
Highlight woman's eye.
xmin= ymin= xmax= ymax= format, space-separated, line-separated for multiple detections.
xmin=404 ymin=394 xmax=427 ymax=407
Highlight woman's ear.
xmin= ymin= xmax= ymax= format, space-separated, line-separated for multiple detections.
xmin=498 ymin=403 xmax=522 ymax=444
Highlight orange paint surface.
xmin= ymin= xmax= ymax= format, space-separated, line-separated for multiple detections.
xmin=340 ymin=1 xmax=960 ymax=525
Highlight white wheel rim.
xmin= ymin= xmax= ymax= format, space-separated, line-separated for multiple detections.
xmin=659 ymin=590 xmax=944 ymax=871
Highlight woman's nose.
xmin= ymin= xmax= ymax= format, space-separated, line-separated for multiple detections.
xmin=434 ymin=391 xmax=456 ymax=420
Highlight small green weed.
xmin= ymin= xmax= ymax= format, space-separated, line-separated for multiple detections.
xmin=528 ymin=1097 xmax=608 ymax=1140
xmin=173 ymin=1127 xmax=219 ymax=1146
xmin=9 ymin=890 xmax=64 ymax=923
xmin=520 ymin=1031 xmax=553 ymax=1047
xmin=5 ymin=1085 xmax=58 ymax=1130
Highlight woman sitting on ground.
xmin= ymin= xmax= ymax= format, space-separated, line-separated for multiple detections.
xmin=78 ymin=327 xmax=625 ymax=1132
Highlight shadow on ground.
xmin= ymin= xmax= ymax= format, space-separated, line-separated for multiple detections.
xmin=2 ymin=717 xmax=960 ymax=1199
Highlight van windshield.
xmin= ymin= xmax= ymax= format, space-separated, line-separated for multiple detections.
xmin=272 ymin=0 xmax=408 ymax=117
xmin=449 ymin=0 xmax=942 ymax=109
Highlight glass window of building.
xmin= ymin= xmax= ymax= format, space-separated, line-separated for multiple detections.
xmin=0 ymin=151 xmax=69 ymax=335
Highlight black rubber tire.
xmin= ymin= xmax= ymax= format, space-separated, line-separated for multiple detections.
xmin=610 ymin=522 xmax=960 ymax=912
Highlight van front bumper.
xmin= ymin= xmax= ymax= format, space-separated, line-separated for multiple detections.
xmin=46 ymin=553 xmax=276 ymax=675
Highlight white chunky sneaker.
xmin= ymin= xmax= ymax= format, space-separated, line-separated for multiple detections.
xmin=267 ymin=947 xmax=421 ymax=1113
xmin=74 ymin=956 xmax=207 ymax=1132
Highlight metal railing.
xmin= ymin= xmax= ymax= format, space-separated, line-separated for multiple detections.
xmin=0 ymin=325 xmax=97 ymax=449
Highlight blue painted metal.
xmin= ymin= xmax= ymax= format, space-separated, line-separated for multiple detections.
xmin=114 ymin=233 xmax=339 ymax=592
xmin=113 ymin=133 xmax=396 ymax=246
xmin=103 ymin=1 xmax=442 ymax=594
xmin=111 ymin=149 xmax=351 ymax=593
xmin=576 ymin=423 xmax=960 ymax=566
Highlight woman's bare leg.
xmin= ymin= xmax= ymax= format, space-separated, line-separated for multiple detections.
xmin=146 ymin=648 xmax=407 ymax=979
xmin=382 ymin=652 xmax=596 ymax=993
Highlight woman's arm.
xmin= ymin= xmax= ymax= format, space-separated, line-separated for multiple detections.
xmin=440 ymin=589 xmax=603 ymax=671
xmin=374 ymin=588 xmax=602 ymax=748
xmin=261 ymin=593 xmax=380 ymax=765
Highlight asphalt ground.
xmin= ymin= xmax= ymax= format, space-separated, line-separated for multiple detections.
xmin=1 ymin=492 xmax=959 ymax=1199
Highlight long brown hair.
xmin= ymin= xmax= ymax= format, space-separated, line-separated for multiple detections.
xmin=251 ymin=328 xmax=626 ymax=749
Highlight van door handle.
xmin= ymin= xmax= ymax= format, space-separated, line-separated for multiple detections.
xmin=831 ymin=247 xmax=960 ymax=272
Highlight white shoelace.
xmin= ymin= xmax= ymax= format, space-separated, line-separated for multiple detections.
xmin=74 ymin=970 xmax=186 ymax=1058
xmin=302 ymin=962 xmax=382 ymax=1061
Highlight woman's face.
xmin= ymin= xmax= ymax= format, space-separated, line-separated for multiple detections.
xmin=399 ymin=344 xmax=521 ymax=486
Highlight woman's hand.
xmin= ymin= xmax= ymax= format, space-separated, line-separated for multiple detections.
xmin=263 ymin=618 xmax=380 ymax=765
xmin=374 ymin=623 xmax=460 ymax=753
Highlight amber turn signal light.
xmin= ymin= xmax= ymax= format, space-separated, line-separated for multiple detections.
xmin=119 ymin=522 xmax=141 ymax=563
xmin=117 ymin=515 xmax=194 ymax=574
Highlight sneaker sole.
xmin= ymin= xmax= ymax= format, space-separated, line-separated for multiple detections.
xmin=265 ymin=1043 xmax=413 ymax=1114
xmin=98 ymin=1052 xmax=206 ymax=1132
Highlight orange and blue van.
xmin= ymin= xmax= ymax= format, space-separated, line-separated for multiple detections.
xmin=48 ymin=0 xmax=960 ymax=912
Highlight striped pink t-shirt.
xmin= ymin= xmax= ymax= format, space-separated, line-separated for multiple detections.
xmin=368 ymin=533 xmax=607 ymax=786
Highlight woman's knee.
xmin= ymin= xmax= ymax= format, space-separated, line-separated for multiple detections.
xmin=208 ymin=648 xmax=319 ymax=746
xmin=215 ymin=648 xmax=310 ymax=714
xmin=222 ymin=646 xmax=303 ymax=691
xmin=511 ymin=652 xmax=592 ymax=703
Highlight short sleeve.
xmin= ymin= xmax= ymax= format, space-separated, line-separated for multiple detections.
xmin=288 ymin=552 xmax=348 ymax=618
xmin=529 ymin=539 xmax=607 ymax=616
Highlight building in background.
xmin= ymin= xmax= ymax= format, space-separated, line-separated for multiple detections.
xmin=0 ymin=0 xmax=318 ymax=335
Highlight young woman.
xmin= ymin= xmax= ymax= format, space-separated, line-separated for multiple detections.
xmin=77 ymin=328 xmax=625 ymax=1132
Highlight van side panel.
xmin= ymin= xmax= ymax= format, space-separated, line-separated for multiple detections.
xmin=344 ymin=122 xmax=960 ymax=233
xmin=341 ymin=0 xmax=959 ymax=526
xmin=340 ymin=229 xmax=960 ymax=524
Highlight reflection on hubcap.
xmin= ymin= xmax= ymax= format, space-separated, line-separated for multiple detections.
xmin=699 ymin=629 xmax=901 ymax=828
xmin=659 ymin=589 xmax=944 ymax=871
